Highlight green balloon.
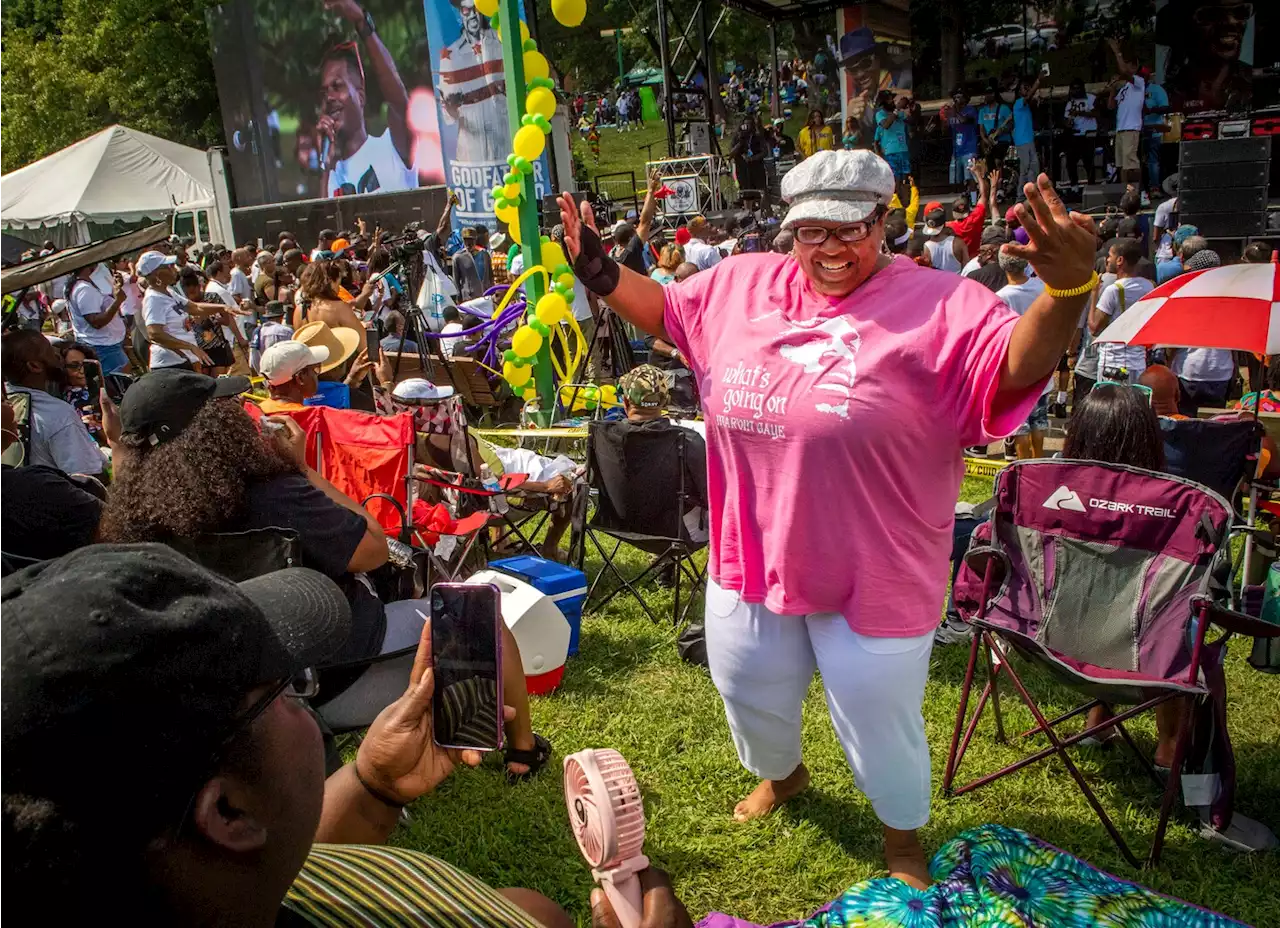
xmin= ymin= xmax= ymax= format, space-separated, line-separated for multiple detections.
xmin=503 ymin=171 xmax=519 ymax=186
xmin=530 ymin=320 xmax=550 ymax=337
xmin=523 ymin=38 xmax=538 ymax=52
xmin=503 ymin=349 xmax=517 ymax=363
xmin=513 ymin=156 xmax=532 ymax=174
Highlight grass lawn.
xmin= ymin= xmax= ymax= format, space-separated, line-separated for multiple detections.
xmin=390 ymin=474 xmax=1280 ymax=926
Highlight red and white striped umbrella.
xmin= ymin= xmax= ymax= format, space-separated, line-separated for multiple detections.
xmin=1094 ymin=262 xmax=1280 ymax=354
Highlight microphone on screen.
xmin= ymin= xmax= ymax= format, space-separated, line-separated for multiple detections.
xmin=319 ymin=135 xmax=331 ymax=172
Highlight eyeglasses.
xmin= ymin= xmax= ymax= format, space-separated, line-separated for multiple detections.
xmin=793 ymin=218 xmax=881 ymax=246
xmin=1093 ymin=380 xmax=1153 ymax=405
xmin=174 ymin=668 xmax=317 ymax=832
xmin=64 ymin=361 xmax=85 ymax=371
xmin=1192 ymin=3 xmax=1252 ymax=25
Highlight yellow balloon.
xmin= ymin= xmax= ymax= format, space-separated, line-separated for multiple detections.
xmin=512 ymin=124 xmax=545 ymax=162
xmin=551 ymin=0 xmax=586 ymax=27
xmin=601 ymin=384 xmax=618 ymax=405
xmin=540 ymin=240 xmax=567 ymax=271
xmin=512 ymin=325 xmax=542 ymax=357
xmin=509 ymin=220 xmax=524 ymax=245
xmin=535 ymin=292 xmax=568 ymax=326
xmin=556 ymin=271 xmax=575 ymax=291
xmin=475 ymin=0 xmax=498 ymax=14
xmin=502 ymin=182 xmax=522 ymax=201
xmin=526 ymin=86 xmax=557 ymax=121
xmin=495 ymin=202 xmax=518 ymax=225
xmin=520 ymin=20 xmax=530 ymax=42
xmin=504 ymin=361 xmax=532 ymax=387
xmin=523 ymin=50 xmax=550 ymax=81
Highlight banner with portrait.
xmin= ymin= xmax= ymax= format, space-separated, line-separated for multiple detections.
xmin=207 ymin=0 xmax=445 ymax=207
xmin=835 ymin=4 xmax=913 ymax=144
xmin=422 ymin=0 xmax=551 ymax=231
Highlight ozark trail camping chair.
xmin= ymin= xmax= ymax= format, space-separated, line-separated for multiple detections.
xmin=944 ymin=459 xmax=1280 ymax=866
xmin=576 ymin=419 xmax=707 ymax=626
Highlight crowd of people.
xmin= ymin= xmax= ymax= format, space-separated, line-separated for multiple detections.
xmin=3 ymin=106 xmax=1276 ymax=924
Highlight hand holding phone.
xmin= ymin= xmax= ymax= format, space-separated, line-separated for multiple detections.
xmin=430 ymin=583 xmax=504 ymax=752
xmin=82 ymin=359 xmax=103 ymax=415
xmin=366 ymin=325 xmax=382 ymax=362
xmin=355 ymin=601 xmax=508 ymax=806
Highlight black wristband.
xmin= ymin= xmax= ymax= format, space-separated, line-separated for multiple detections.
xmin=573 ymin=226 xmax=621 ymax=297
xmin=353 ymin=762 xmax=407 ymax=809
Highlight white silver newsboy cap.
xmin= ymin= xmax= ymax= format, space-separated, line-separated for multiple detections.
xmin=780 ymin=150 xmax=896 ymax=229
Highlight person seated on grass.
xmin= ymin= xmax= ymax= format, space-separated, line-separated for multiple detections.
xmin=1063 ymin=383 xmax=1190 ymax=764
xmin=1 ymin=329 xmax=105 ymax=477
xmin=98 ymin=368 xmax=550 ymax=780
xmin=1 ymin=396 xmax=103 ymax=572
xmin=597 ymin=364 xmax=708 ymax=542
xmin=1 ymin=543 xmax=572 ymax=927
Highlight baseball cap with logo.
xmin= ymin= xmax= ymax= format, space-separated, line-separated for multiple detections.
xmin=120 ymin=368 xmax=251 ymax=446
xmin=136 ymin=250 xmax=178 ymax=277
xmin=1 ymin=543 xmax=351 ymax=824
xmin=618 ymin=364 xmax=671 ymax=408
xmin=259 ymin=340 xmax=331 ymax=386
xmin=922 ymin=202 xmax=947 ymax=236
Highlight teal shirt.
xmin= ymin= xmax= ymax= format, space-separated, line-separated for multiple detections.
xmin=875 ymin=111 xmax=909 ymax=156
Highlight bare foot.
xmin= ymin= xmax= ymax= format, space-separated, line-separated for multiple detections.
xmin=732 ymin=764 xmax=810 ymax=822
xmin=885 ymin=827 xmax=931 ymax=890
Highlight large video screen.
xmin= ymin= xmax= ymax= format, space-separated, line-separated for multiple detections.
xmin=206 ymin=0 xmax=445 ymax=208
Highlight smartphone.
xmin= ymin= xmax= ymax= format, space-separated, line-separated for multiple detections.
xmin=366 ymin=325 xmax=382 ymax=362
xmin=430 ymin=583 xmax=504 ymax=752
xmin=82 ymin=359 xmax=102 ymax=415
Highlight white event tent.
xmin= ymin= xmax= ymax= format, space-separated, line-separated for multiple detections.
xmin=1 ymin=125 xmax=213 ymax=247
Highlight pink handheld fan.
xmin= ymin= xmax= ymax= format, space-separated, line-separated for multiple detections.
xmin=564 ymin=749 xmax=649 ymax=928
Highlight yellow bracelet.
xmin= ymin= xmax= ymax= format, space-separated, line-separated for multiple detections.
xmin=1044 ymin=271 xmax=1099 ymax=299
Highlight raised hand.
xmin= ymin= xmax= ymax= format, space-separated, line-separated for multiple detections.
xmin=1002 ymin=174 xmax=1097 ymax=292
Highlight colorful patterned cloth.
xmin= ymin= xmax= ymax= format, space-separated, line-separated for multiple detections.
xmin=698 ymin=826 xmax=1244 ymax=928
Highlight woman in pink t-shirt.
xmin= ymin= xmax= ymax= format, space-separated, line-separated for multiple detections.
xmin=557 ymin=153 xmax=1098 ymax=887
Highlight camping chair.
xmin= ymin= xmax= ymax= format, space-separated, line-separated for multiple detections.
xmin=576 ymin=419 xmax=707 ymax=626
xmin=1160 ymin=417 xmax=1262 ymax=503
xmin=943 ymin=459 xmax=1280 ymax=866
xmin=413 ymin=462 xmax=520 ymax=580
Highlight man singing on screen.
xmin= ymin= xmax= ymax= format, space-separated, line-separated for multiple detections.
xmin=315 ymin=0 xmax=419 ymax=197
xmin=438 ymin=0 xmax=508 ymax=163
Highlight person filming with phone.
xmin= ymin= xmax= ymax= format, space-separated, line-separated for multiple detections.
xmin=1 ymin=543 xmax=572 ymax=927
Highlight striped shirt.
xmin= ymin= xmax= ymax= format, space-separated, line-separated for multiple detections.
xmin=279 ymin=844 xmax=542 ymax=927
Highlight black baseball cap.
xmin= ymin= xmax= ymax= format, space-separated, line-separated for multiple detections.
xmin=1 ymin=543 xmax=351 ymax=819
xmin=120 ymin=368 xmax=251 ymax=445
xmin=262 ymin=300 xmax=288 ymax=319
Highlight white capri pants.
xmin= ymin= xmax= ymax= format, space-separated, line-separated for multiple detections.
xmin=704 ymin=578 xmax=935 ymax=831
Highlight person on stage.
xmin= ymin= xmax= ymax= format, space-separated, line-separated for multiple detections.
xmin=554 ymin=150 xmax=1099 ymax=887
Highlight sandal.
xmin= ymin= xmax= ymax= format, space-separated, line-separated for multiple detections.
xmin=504 ymin=732 xmax=552 ymax=783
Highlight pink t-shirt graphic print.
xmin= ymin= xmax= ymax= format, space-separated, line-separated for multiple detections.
xmin=663 ymin=253 xmax=1046 ymax=637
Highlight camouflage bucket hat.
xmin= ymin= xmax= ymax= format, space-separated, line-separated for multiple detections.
xmin=618 ymin=364 xmax=671 ymax=408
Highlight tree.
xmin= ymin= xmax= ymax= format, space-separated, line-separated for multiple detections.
xmin=1 ymin=0 xmax=222 ymax=173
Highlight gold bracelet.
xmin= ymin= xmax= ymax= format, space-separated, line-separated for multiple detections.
xmin=1044 ymin=271 xmax=1099 ymax=299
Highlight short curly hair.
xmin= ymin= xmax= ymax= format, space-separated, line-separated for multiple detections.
xmin=100 ymin=398 xmax=298 ymax=544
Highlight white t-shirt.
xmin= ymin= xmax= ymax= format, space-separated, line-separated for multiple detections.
xmin=960 ymin=256 xmax=982 ymax=277
xmin=1172 ymin=348 xmax=1236 ymax=384
xmin=228 ymin=268 xmax=254 ymax=338
xmin=683 ymin=238 xmax=722 ymax=271
xmin=204 ymin=278 xmax=241 ymax=344
xmin=1095 ymin=276 xmax=1154 ymax=378
xmin=1152 ymin=197 xmax=1178 ymax=260
xmin=997 ymin=276 xmax=1051 ymax=395
xmin=440 ymin=321 xmax=465 ymax=358
xmin=327 ymin=129 xmax=417 ymax=198
xmin=68 ymin=278 xmax=127 ymax=347
xmin=1064 ymin=94 xmax=1097 ymax=134
xmin=143 ymin=288 xmax=199 ymax=368
xmin=1114 ymin=76 xmax=1146 ymax=132
xmin=996 ymin=276 xmax=1046 ymax=316
xmin=5 ymin=384 xmax=105 ymax=474
xmin=119 ymin=273 xmax=142 ymax=317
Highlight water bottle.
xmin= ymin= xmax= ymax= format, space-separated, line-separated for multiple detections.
xmin=480 ymin=465 xmax=508 ymax=514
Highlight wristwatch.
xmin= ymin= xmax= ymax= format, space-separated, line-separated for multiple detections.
xmin=357 ymin=9 xmax=376 ymax=39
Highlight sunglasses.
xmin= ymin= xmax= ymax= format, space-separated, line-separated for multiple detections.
xmin=1093 ymin=380 xmax=1153 ymax=405
xmin=175 ymin=668 xmax=317 ymax=832
xmin=794 ymin=217 xmax=881 ymax=246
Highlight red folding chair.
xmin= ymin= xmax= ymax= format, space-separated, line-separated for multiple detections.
xmin=945 ymin=459 xmax=1280 ymax=866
